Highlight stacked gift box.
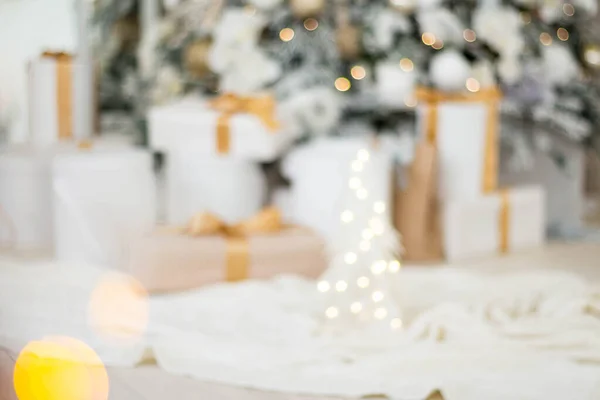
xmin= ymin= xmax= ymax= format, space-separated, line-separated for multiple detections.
xmin=394 ymin=86 xmax=546 ymax=262
xmin=0 ymin=52 xmax=157 ymax=268
xmin=131 ymin=92 xmax=328 ymax=292
xmin=0 ymin=50 xmax=328 ymax=292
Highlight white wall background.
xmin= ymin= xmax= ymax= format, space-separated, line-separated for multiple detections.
xmin=0 ymin=0 xmax=78 ymax=142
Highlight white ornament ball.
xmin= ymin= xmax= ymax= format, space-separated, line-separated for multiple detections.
xmin=375 ymin=61 xmax=416 ymax=109
xmin=429 ymin=50 xmax=471 ymax=92
xmin=543 ymin=44 xmax=579 ymax=85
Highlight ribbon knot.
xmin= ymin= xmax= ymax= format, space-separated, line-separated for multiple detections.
xmin=185 ymin=207 xmax=282 ymax=237
xmin=42 ymin=51 xmax=74 ymax=62
xmin=208 ymin=93 xmax=280 ymax=154
xmin=183 ymin=207 xmax=283 ymax=282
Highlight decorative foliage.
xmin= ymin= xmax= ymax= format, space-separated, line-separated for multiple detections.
xmin=90 ymin=0 xmax=600 ymax=153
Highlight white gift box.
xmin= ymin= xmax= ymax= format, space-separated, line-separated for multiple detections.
xmin=282 ymin=137 xmax=395 ymax=240
xmin=148 ymin=97 xmax=295 ymax=161
xmin=416 ymin=88 xmax=501 ymax=201
xmin=443 ymin=185 xmax=546 ymax=261
xmin=53 ymin=148 xmax=156 ymax=268
xmin=500 ymin=136 xmax=584 ymax=235
xmin=28 ymin=53 xmax=92 ymax=146
xmin=165 ymin=147 xmax=266 ymax=225
xmin=0 ymin=146 xmax=53 ymax=250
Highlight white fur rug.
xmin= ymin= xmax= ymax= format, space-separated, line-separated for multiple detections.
xmin=1 ymin=259 xmax=600 ymax=400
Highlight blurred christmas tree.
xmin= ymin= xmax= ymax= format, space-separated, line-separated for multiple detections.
xmin=91 ymin=0 xmax=600 ymax=153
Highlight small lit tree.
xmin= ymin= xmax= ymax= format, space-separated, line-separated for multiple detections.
xmin=318 ymin=146 xmax=403 ymax=333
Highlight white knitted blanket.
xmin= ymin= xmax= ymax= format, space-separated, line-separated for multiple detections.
xmin=1 ymin=260 xmax=599 ymax=400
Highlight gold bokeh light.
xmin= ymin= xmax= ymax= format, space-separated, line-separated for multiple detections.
xmin=335 ymin=77 xmax=352 ymax=92
xmin=399 ymin=58 xmax=414 ymax=72
xmin=14 ymin=337 xmax=109 ymax=400
xmin=557 ymin=27 xmax=569 ymax=41
xmin=351 ymin=65 xmax=367 ymax=80
xmin=463 ymin=29 xmax=476 ymax=43
xmin=88 ymin=273 xmax=149 ymax=343
xmin=466 ymin=78 xmax=481 ymax=93
xmin=563 ymin=3 xmax=575 ymax=16
xmin=422 ymin=32 xmax=436 ymax=46
xmin=280 ymin=28 xmax=295 ymax=42
xmin=540 ymin=32 xmax=553 ymax=46
xmin=304 ymin=18 xmax=319 ymax=31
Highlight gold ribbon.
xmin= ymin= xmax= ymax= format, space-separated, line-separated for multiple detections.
xmin=498 ymin=189 xmax=510 ymax=254
xmin=42 ymin=52 xmax=74 ymax=140
xmin=183 ymin=207 xmax=282 ymax=282
xmin=208 ymin=93 xmax=280 ymax=154
xmin=416 ymin=86 xmax=502 ymax=194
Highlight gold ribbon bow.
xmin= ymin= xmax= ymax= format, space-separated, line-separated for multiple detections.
xmin=415 ymin=86 xmax=502 ymax=195
xmin=184 ymin=207 xmax=282 ymax=282
xmin=42 ymin=51 xmax=73 ymax=62
xmin=41 ymin=51 xmax=74 ymax=140
xmin=208 ymin=93 xmax=280 ymax=154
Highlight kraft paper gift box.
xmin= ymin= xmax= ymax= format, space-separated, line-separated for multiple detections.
xmin=416 ymin=87 xmax=502 ymax=202
xmin=127 ymin=208 xmax=328 ymax=293
xmin=148 ymin=94 xmax=296 ymax=161
xmin=394 ymin=141 xmax=444 ymax=262
xmin=28 ymin=52 xmax=92 ymax=146
xmin=443 ymin=186 xmax=546 ymax=261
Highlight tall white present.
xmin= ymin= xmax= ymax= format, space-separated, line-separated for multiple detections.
xmin=164 ymin=145 xmax=266 ymax=225
xmin=443 ymin=186 xmax=546 ymax=261
xmin=0 ymin=146 xmax=53 ymax=250
xmin=282 ymin=137 xmax=395 ymax=239
xmin=53 ymin=148 xmax=156 ymax=268
xmin=28 ymin=52 xmax=92 ymax=146
xmin=148 ymin=94 xmax=295 ymax=161
xmin=416 ymin=87 xmax=502 ymax=201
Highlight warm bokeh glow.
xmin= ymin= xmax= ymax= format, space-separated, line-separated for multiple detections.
xmin=422 ymin=32 xmax=436 ymax=46
xmin=304 ymin=18 xmax=319 ymax=31
xmin=88 ymin=274 xmax=149 ymax=343
xmin=563 ymin=3 xmax=575 ymax=16
xmin=399 ymin=58 xmax=414 ymax=72
xmin=14 ymin=337 xmax=109 ymax=400
xmin=539 ymin=32 xmax=553 ymax=46
xmin=351 ymin=65 xmax=367 ymax=80
xmin=432 ymin=40 xmax=444 ymax=50
xmin=463 ymin=29 xmax=476 ymax=43
xmin=335 ymin=77 xmax=351 ymax=92
xmin=280 ymin=28 xmax=295 ymax=42
xmin=557 ymin=27 xmax=569 ymax=41
xmin=466 ymin=77 xmax=481 ymax=93
xmin=585 ymin=46 xmax=600 ymax=67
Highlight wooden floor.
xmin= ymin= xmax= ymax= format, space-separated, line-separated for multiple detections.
xmin=103 ymin=242 xmax=600 ymax=400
